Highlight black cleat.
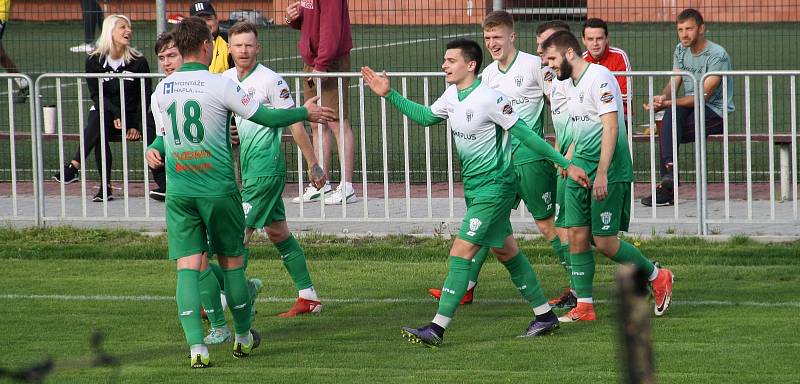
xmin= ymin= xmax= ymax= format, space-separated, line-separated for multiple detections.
xmin=641 ymin=184 xmax=674 ymax=207
xmin=52 ymin=163 xmax=79 ymax=184
xmin=400 ymin=325 xmax=443 ymax=348
xmin=518 ymin=317 xmax=560 ymax=338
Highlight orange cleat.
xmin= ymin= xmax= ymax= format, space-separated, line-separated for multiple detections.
xmin=651 ymin=268 xmax=674 ymax=316
xmin=558 ymin=302 xmax=597 ymax=323
xmin=277 ymin=297 xmax=324 ymax=318
xmin=548 ymin=288 xmax=578 ymax=308
xmin=427 ymin=287 xmax=474 ymax=305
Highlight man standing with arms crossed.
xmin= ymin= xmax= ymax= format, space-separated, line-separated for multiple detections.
xmin=223 ymin=21 xmax=326 ymax=318
xmin=542 ymin=31 xmax=674 ymax=323
xmin=145 ymin=17 xmax=334 ymax=368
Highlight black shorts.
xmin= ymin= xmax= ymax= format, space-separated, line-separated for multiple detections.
xmin=0 ymin=20 xmax=7 ymax=40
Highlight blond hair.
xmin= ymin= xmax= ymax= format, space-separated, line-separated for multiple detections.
xmin=92 ymin=14 xmax=142 ymax=62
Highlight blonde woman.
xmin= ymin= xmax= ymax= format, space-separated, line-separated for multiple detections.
xmin=53 ymin=14 xmax=152 ymax=202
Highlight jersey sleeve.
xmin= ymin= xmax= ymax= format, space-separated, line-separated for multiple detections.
xmin=222 ymin=78 xmax=260 ymax=120
xmin=487 ymin=93 xmax=519 ymax=130
xmin=429 ymin=93 xmax=450 ymax=120
xmin=268 ymin=76 xmax=296 ymax=110
xmin=593 ymin=71 xmax=621 ymax=117
xmin=150 ymin=92 xmax=166 ymax=136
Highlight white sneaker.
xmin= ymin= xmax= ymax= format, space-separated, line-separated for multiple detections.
xmin=70 ymin=43 xmax=96 ymax=53
xmin=323 ymin=184 xmax=356 ymax=204
xmin=292 ymin=183 xmax=331 ymax=203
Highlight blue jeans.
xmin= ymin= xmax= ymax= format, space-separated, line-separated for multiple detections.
xmin=659 ymin=105 xmax=724 ymax=178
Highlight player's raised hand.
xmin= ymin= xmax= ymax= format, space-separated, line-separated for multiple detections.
xmin=304 ymin=96 xmax=336 ymax=123
xmin=145 ymin=148 xmax=163 ymax=169
xmin=361 ymin=66 xmax=390 ymax=97
xmin=566 ymin=164 xmax=591 ymax=188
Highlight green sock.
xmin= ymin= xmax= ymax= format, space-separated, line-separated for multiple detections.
xmin=176 ymin=269 xmax=204 ymax=346
xmin=276 ymin=235 xmax=313 ymax=290
xmin=501 ymin=252 xmax=548 ymax=308
xmin=550 ymin=237 xmax=568 ymax=273
xmin=610 ymin=240 xmax=656 ymax=276
xmin=209 ymin=262 xmax=225 ymax=291
xmin=570 ymin=250 xmax=595 ymax=299
xmin=466 ymin=247 xmax=490 ymax=287
xmin=222 ymin=266 xmax=251 ymax=335
xmin=562 ymin=242 xmax=574 ymax=289
xmin=436 ymin=256 xmax=472 ymax=318
xmin=242 ymin=247 xmax=250 ymax=270
xmin=198 ymin=268 xmax=227 ymax=329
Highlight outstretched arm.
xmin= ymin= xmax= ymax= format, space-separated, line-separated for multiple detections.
xmin=361 ymin=66 xmax=444 ymax=127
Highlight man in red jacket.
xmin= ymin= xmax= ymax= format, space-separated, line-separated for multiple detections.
xmin=582 ymin=18 xmax=632 ymax=118
xmin=285 ymin=0 xmax=357 ymax=205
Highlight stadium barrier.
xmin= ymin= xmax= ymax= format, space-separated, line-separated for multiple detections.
xmin=0 ymin=73 xmax=36 ymax=224
xmin=1 ymin=71 xmax=798 ymax=235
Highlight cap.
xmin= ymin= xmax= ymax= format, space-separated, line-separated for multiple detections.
xmin=189 ymin=1 xmax=216 ymax=17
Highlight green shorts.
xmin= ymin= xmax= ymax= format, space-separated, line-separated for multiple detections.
xmin=459 ymin=185 xmax=516 ymax=248
xmin=242 ymin=175 xmax=287 ymax=229
xmin=564 ymin=180 xmax=631 ymax=236
xmin=554 ymin=174 xmax=568 ymax=228
xmin=513 ymin=160 xmax=557 ymax=220
xmin=165 ymin=192 xmax=245 ymax=260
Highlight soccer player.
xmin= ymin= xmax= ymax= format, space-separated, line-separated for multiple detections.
xmin=641 ymin=8 xmax=734 ymax=207
xmin=541 ymin=31 xmax=675 ymax=322
xmin=145 ymin=17 xmax=335 ymax=368
xmin=427 ymin=11 xmax=569 ymax=308
xmin=362 ymin=38 xmax=591 ymax=347
xmin=581 ymin=18 xmax=632 ymax=118
xmin=222 ymin=21 xmax=326 ymax=317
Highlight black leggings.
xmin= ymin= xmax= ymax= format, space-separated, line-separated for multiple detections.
xmin=80 ymin=0 xmax=103 ymax=44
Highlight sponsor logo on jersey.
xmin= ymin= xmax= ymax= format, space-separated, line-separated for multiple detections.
xmin=172 ymin=150 xmax=212 ymax=160
xmin=600 ymin=211 xmax=612 ymax=230
xmin=502 ymin=103 xmax=514 ymax=115
xmin=600 ymin=82 xmax=608 ymax=88
xmin=175 ymin=162 xmax=212 ymax=172
xmin=466 ymin=218 xmax=482 ymax=236
xmin=241 ymin=94 xmax=251 ymax=106
xmin=301 ymin=0 xmax=314 ymax=9
xmin=451 ymin=130 xmax=477 ymax=141
xmin=280 ymin=88 xmax=290 ymax=99
xmin=277 ymin=80 xmax=284 ymax=85
xmin=600 ymin=91 xmax=614 ymax=104
xmin=514 ymin=75 xmax=523 ymax=87
xmin=571 ymin=115 xmax=590 ymax=122
xmin=543 ymin=71 xmax=554 ymax=82
xmin=164 ymin=82 xmax=174 ymax=94
xmin=496 ymin=96 xmax=504 ymax=104
xmin=511 ymin=96 xmax=531 ymax=106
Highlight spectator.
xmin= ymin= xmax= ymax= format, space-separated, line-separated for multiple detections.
xmin=642 ymin=8 xmax=734 ymax=206
xmin=0 ymin=0 xmax=29 ymax=103
xmin=582 ymin=18 xmax=631 ymax=118
xmin=70 ymin=0 xmax=103 ymax=53
xmin=52 ymin=14 xmax=152 ymax=203
xmin=285 ymin=0 xmax=357 ymax=204
xmin=189 ymin=1 xmax=232 ymax=74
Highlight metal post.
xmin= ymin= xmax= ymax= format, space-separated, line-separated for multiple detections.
xmin=156 ymin=0 xmax=167 ymax=37
xmin=493 ymin=0 xmax=503 ymax=11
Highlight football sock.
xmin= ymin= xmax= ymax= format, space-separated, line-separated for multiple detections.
xmin=466 ymin=247 xmax=489 ymax=290
xmin=189 ymin=344 xmax=209 ymax=358
xmin=276 ymin=235 xmax=314 ymax=291
xmin=198 ymin=267 xmax=227 ymax=329
xmin=562 ymin=242 xmax=574 ymax=288
xmin=241 ymin=247 xmax=250 ymax=270
xmin=502 ymin=251 xmax=548 ymax=308
xmin=571 ymin=250 xmax=596 ymax=300
xmin=298 ymin=287 xmax=319 ymax=301
xmin=550 ymin=237 xmax=567 ymax=273
xmin=610 ymin=240 xmax=656 ymax=277
xmin=222 ymin=266 xmax=251 ymax=335
xmin=235 ymin=331 xmax=252 ymax=346
xmin=176 ymin=269 xmax=204 ymax=346
xmin=431 ymin=313 xmax=451 ymax=329
xmin=208 ymin=262 xmax=225 ymax=291
xmin=435 ymin=256 xmax=472 ymax=318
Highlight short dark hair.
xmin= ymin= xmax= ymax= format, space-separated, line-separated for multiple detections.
xmin=228 ymin=21 xmax=259 ymax=38
xmin=483 ymin=10 xmax=514 ymax=30
xmin=541 ymin=30 xmax=582 ymax=54
xmin=173 ymin=16 xmax=212 ymax=57
xmin=582 ymin=18 xmax=608 ymax=37
xmin=446 ymin=38 xmax=483 ymax=75
xmin=536 ymin=20 xmax=570 ymax=36
xmin=154 ymin=32 xmax=175 ymax=55
xmin=677 ymin=8 xmax=704 ymax=25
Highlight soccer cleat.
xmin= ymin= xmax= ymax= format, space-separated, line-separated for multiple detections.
xmin=52 ymin=163 xmax=79 ymax=184
xmin=292 ymin=183 xmax=331 ymax=203
xmin=13 ymin=85 xmax=29 ymax=104
xmin=92 ymin=185 xmax=114 ymax=202
xmin=204 ymin=327 xmax=232 ymax=345
xmin=232 ymin=329 xmax=261 ymax=358
xmin=277 ymin=297 xmax=323 ymax=318
xmin=548 ymin=288 xmax=578 ymax=309
xmin=70 ymin=43 xmax=96 ymax=54
xmin=518 ymin=317 xmax=560 ymax=338
xmin=558 ymin=302 xmax=597 ymax=323
xmin=190 ymin=353 xmax=210 ymax=369
xmin=427 ymin=286 xmax=474 ymax=305
xmin=149 ymin=186 xmax=166 ymax=202
xmin=323 ymin=184 xmax=356 ymax=204
xmin=651 ymin=268 xmax=674 ymax=316
xmin=641 ymin=183 xmax=674 ymax=207
xmin=400 ymin=325 xmax=443 ymax=348
xmin=247 ymin=278 xmax=264 ymax=322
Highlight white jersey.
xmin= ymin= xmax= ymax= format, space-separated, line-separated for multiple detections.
xmin=549 ymin=77 xmax=572 ymax=156
xmin=481 ymin=50 xmax=548 ymax=163
xmin=152 ymin=63 xmax=260 ymax=196
xmin=222 ymin=64 xmax=295 ymax=178
xmin=430 ymin=80 xmax=518 ymax=183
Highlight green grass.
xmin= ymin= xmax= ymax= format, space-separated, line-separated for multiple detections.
xmin=0 ymin=227 xmax=799 ymax=382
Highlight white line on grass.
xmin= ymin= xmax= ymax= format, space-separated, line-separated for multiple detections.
xmin=1 ymin=293 xmax=798 ymax=308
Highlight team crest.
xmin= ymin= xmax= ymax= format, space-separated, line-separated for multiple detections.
xmin=242 ymin=202 xmax=252 ymax=217
xmin=600 ymin=91 xmax=614 ymax=104
xmin=542 ymin=191 xmax=552 ymax=205
xmin=514 ymin=75 xmax=523 ymax=87
xmin=247 ymin=87 xmax=256 ymax=97
xmin=579 ymin=91 xmax=585 ymax=103
xmin=465 ymin=109 xmax=474 ymax=122
xmin=600 ymin=211 xmax=612 ymax=230
xmin=502 ymin=104 xmax=513 ymax=115
xmin=466 ymin=218 xmax=482 ymax=236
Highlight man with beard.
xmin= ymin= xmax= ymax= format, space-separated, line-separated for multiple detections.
xmin=542 ymin=31 xmax=675 ymax=323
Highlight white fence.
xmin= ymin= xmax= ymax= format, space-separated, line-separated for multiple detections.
xmin=1 ymin=71 xmax=798 ymax=236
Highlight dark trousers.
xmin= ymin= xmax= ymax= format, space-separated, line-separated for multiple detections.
xmin=80 ymin=0 xmax=103 ymax=44
xmin=659 ymin=105 xmax=724 ymax=178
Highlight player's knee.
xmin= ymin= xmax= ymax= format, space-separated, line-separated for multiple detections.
xmin=265 ymin=226 xmax=289 ymax=243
